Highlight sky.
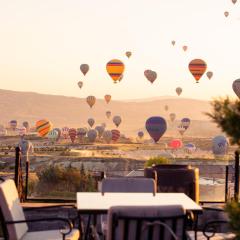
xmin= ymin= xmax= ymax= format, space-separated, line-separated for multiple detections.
xmin=0 ymin=0 xmax=240 ymax=100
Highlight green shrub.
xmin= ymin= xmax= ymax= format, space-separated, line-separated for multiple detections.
xmin=144 ymin=156 xmax=171 ymax=168
xmin=225 ymin=201 xmax=240 ymax=239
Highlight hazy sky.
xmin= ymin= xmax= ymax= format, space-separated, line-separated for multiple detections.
xmin=1 ymin=0 xmax=240 ymax=100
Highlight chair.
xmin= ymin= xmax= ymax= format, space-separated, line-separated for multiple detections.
xmin=144 ymin=166 xmax=199 ymax=203
xmin=107 ymin=205 xmax=186 ymax=240
xmin=0 ymin=179 xmax=80 ymax=240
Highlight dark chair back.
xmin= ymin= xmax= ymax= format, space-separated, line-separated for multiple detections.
xmin=107 ymin=205 xmax=186 ymax=240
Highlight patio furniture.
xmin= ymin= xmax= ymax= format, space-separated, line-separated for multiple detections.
xmin=107 ymin=205 xmax=186 ymax=240
xmin=145 ymin=166 xmax=199 ymax=203
xmin=76 ymin=192 xmax=202 ymax=240
xmin=0 ymin=179 xmax=80 ymax=240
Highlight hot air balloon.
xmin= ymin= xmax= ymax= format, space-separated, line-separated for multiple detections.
xmin=169 ymin=139 xmax=183 ymax=149
xmin=69 ymin=128 xmax=77 ymax=143
xmin=181 ymin=118 xmax=191 ymax=130
xmin=106 ymin=111 xmax=111 ymax=119
xmin=54 ymin=128 xmax=61 ymax=142
xmin=169 ymin=113 xmax=176 ymax=122
xmin=171 ymin=41 xmax=176 ymax=46
xmin=145 ymin=117 xmax=167 ymax=143
xmin=177 ymin=126 xmax=186 ymax=136
xmin=113 ymin=116 xmax=122 ymax=127
xmin=125 ymin=51 xmax=132 ymax=58
xmin=87 ymin=129 xmax=97 ymax=143
xmin=176 ymin=87 xmax=182 ymax=96
xmin=86 ymin=96 xmax=96 ymax=108
xmin=22 ymin=121 xmax=30 ymax=132
xmin=103 ymin=130 xmax=112 ymax=143
xmin=224 ymin=11 xmax=229 ymax=17
xmin=138 ymin=131 xmax=144 ymax=139
xmin=18 ymin=127 xmax=26 ymax=137
xmin=206 ymin=71 xmax=213 ymax=80
xmin=144 ymin=70 xmax=157 ymax=84
xmin=95 ymin=126 xmax=104 ymax=138
xmin=164 ymin=105 xmax=169 ymax=111
xmin=36 ymin=119 xmax=52 ymax=137
xmin=78 ymin=81 xmax=83 ymax=89
xmin=9 ymin=120 xmax=17 ymax=130
xmin=80 ymin=64 xmax=89 ymax=75
xmin=104 ymin=95 xmax=111 ymax=104
xmin=185 ymin=143 xmax=196 ymax=154
xmin=111 ymin=129 xmax=120 ymax=142
xmin=188 ymin=59 xmax=207 ymax=83
xmin=88 ymin=118 xmax=95 ymax=128
xmin=48 ymin=129 xmax=58 ymax=142
xmin=182 ymin=46 xmax=188 ymax=52
xmin=77 ymin=128 xmax=87 ymax=141
xmin=212 ymin=136 xmax=228 ymax=155
xmin=62 ymin=127 xmax=69 ymax=139
xmin=232 ymin=0 xmax=237 ymax=4
xmin=232 ymin=79 xmax=240 ymax=98
xmin=106 ymin=59 xmax=125 ymax=83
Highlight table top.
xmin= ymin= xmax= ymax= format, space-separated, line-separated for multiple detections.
xmin=76 ymin=192 xmax=202 ymax=213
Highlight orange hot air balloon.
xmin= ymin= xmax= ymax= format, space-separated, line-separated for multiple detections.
xmin=104 ymin=94 xmax=111 ymax=104
xmin=86 ymin=96 xmax=96 ymax=108
xmin=36 ymin=119 xmax=52 ymax=137
xmin=106 ymin=59 xmax=125 ymax=83
xmin=188 ymin=59 xmax=207 ymax=83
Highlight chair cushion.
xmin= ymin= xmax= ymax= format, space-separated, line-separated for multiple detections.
xmin=187 ymin=231 xmax=236 ymax=240
xmin=21 ymin=229 xmax=80 ymax=240
xmin=0 ymin=179 xmax=28 ymax=240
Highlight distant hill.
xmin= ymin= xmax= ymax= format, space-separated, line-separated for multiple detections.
xmin=0 ymin=89 xmax=221 ymax=137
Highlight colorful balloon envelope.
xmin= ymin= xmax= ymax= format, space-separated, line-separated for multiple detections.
xmin=86 ymin=96 xmax=96 ymax=108
xmin=206 ymin=71 xmax=213 ymax=80
xmin=138 ymin=131 xmax=144 ymax=139
xmin=104 ymin=94 xmax=111 ymax=104
xmin=77 ymin=128 xmax=87 ymax=139
xmin=95 ymin=126 xmax=104 ymax=138
xmin=169 ymin=139 xmax=183 ymax=149
xmin=78 ymin=81 xmax=83 ymax=89
xmin=113 ymin=116 xmax=122 ymax=127
xmin=188 ymin=59 xmax=207 ymax=83
xmin=232 ymin=79 xmax=240 ymax=98
xmin=212 ymin=136 xmax=228 ymax=155
xmin=62 ymin=127 xmax=69 ymax=139
xmin=36 ymin=119 xmax=52 ymax=137
xmin=103 ymin=130 xmax=112 ymax=143
xmin=224 ymin=11 xmax=229 ymax=17
xmin=145 ymin=117 xmax=167 ymax=143
xmin=68 ymin=128 xmax=77 ymax=143
xmin=185 ymin=143 xmax=196 ymax=153
xmin=177 ymin=126 xmax=186 ymax=136
xmin=48 ymin=129 xmax=58 ymax=141
xmin=182 ymin=46 xmax=188 ymax=52
xmin=88 ymin=118 xmax=95 ymax=128
xmin=80 ymin=64 xmax=89 ymax=75
xmin=181 ymin=118 xmax=191 ymax=130
xmin=125 ymin=51 xmax=132 ymax=58
xmin=111 ymin=129 xmax=120 ymax=142
xmin=106 ymin=59 xmax=125 ymax=83
xmin=87 ymin=129 xmax=97 ymax=143
xmin=144 ymin=70 xmax=157 ymax=84
xmin=54 ymin=128 xmax=61 ymax=141
xmin=176 ymin=87 xmax=182 ymax=96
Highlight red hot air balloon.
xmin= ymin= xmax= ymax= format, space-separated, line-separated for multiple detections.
xmin=188 ymin=59 xmax=207 ymax=83
xmin=169 ymin=139 xmax=183 ymax=149
xmin=68 ymin=128 xmax=77 ymax=143
xmin=111 ymin=129 xmax=120 ymax=142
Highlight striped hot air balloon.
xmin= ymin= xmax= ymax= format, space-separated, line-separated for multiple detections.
xmin=188 ymin=59 xmax=207 ymax=83
xmin=111 ymin=129 xmax=120 ymax=142
xmin=36 ymin=119 xmax=52 ymax=137
xmin=68 ymin=128 xmax=77 ymax=143
xmin=62 ymin=127 xmax=69 ymax=139
xmin=106 ymin=59 xmax=125 ymax=83
xmin=86 ymin=96 xmax=96 ymax=108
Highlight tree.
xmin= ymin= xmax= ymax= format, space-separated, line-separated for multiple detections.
xmin=206 ymin=97 xmax=240 ymax=145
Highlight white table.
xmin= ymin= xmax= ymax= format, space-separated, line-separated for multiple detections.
xmin=77 ymin=192 xmax=202 ymax=214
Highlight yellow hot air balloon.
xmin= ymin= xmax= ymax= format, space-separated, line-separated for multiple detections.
xmin=86 ymin=96 xmax=96 ymax=108
xmin=188 ymin=59 xmax=207 ymax=83
xmin=106 ymin=59 xmax=125 ymax=83
xmin=125 ymin=51 xmax=132 ymax=58
xmin=224 ymin=11 xmax=229 ymax=17
xmin=36 ymin=119 xmax=52 ymax=137
xmin=104 ymin=94 xmax=111 ymax=104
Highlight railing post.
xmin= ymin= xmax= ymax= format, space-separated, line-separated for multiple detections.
xmin=14 ymin=147 xmax=21 ymax=189
xmin=234 ymin=151 xmax=239 ymax=201
xmin=225 ymin=165 xmax=229 ymax=202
